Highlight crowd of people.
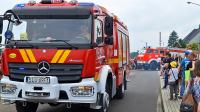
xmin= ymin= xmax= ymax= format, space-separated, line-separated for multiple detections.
xmin=160 ymin=51 xmax=200 ymax=111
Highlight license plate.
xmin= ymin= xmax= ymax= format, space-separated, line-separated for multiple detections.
xmin=25 ymin=77 xmax=50 ymax=84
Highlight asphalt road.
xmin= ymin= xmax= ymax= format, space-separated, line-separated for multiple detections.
xmin=0 ymin=70 xmax=160 ymax=112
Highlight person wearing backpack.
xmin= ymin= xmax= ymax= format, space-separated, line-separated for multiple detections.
xmin=179 ymin=51 xmax=191 ymax=99
xmin=168 ymin=61 xmax=179 ymax=100
xmin=185 ymin=53 xmax=197 ymax=87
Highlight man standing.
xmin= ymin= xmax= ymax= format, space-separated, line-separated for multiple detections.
xmin=178 ymin=51 xmax=191 ymax=99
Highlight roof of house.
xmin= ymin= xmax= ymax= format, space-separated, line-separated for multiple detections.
xmin=184 ymin=27 xmax=200 ymax=42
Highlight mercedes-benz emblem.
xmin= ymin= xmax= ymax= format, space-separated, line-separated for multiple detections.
xmin=38 ymin=61 xmax=50 ymax=74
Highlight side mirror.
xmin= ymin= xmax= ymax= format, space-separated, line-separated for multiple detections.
xmin=0 ymin=17 xmax=3 ymax=34
xmin=105 ymin=37 xmax=113 ymax=45
xmin=104 ymin=16 xmax=113 ymax=36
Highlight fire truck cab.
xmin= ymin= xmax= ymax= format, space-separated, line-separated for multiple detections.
xmin=136 ymin=47 xmax=164 ymax=70
xmin=0 ymin=0 xmax=130 ymax=112
xmin=136 ymin=47 xmax=187 ymax=70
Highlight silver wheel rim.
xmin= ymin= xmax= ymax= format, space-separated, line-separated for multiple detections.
xmin=104 ymin=92 xmax=110 ymax=112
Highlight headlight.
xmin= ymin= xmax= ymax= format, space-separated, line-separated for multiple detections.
xmin=70 ymin=86 xmax=94 ymax=97
xmin=0 ymin=83 xmax=17 ymax=94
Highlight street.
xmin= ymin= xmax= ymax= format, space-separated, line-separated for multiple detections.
xmin=0 ymin=70 xmax=160 ymax=112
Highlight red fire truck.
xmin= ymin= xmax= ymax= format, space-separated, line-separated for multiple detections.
xmin=136 ymin=47 xmax=200 ymax=70
xmin=0 ymin=0 xmax=131 ymax=112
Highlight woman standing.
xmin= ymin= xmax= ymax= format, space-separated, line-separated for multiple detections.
xmin=192 ymin=60 xmax=200 ymax=111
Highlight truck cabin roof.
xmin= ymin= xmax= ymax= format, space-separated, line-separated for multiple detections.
xmin=12 ymin=2 xmax=96 ymax=19
xmin=9 ymin=1 xmax=127 ymax=30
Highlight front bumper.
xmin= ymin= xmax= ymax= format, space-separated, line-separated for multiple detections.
xmin=0 ymin=76 xmax=98 ymax=104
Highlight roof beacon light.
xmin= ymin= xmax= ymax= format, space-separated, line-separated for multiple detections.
xmin=41 ymin=0 xmax=64 ymax=4
xmin=51 ymin=0 xmax=64 ymax=4
xmin=69 ymin=0 xmax=78 ymax=5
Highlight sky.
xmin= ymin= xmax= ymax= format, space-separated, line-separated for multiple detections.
xmin=1 ymin=0 xmax=200 ymax=52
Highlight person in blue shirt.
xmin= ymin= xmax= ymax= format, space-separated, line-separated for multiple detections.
xmin=178 ymin=50 xmax=191 ymax=98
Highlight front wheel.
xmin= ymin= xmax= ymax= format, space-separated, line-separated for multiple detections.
xmin=16 ymin=101 xmax=38 ymax=112
xmin=150 ymin=61 xmax=158 ymax=71
xmin=98 ymin=80 xmax=112 ymax=112
xmin=115 ymin=75 xmax=126 ymax=99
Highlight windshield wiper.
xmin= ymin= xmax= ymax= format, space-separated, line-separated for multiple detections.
xmin=43 ymin=40 xmax=78 ymax=49
xmin=8 ymin=40 xmax=36 ymax=48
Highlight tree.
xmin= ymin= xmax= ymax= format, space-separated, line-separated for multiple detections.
xmin=175 ymin=38 xmax=187 ymax=48
xmin=168 ymin=31 xmax=179 ymax=48
xmin=187 ymin=43 xmax=199 ymax=51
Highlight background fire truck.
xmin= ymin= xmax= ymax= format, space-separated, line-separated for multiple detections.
xmin=0 ymin=0 xmax=131 ymax=112
xmin=136 ymin=47 xmax=200 ymax=70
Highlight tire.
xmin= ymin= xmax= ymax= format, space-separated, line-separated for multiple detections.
xmin=98 ymin=79 xmax=111 ymax=112
xmin=115 ymin=76 xmax=125 ymax=99
xmin=16 ymin=101 xmax=38 ymax=112
xmin=124 ymin=75 xmax=127 ymax=90
xmin=150 ymin=61 xmax=158 ymax=71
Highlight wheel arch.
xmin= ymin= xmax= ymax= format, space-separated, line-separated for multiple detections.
xmin=148 ymin=58 xmax=158 ymax=64
xmin=98 ymin=65 xmax=116 ymax=97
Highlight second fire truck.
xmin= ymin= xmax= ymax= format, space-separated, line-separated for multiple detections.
xmin=136 ymin=47 xmax=200 ymax=70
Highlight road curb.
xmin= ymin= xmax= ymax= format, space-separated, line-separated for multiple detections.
xmin=158 ymin=73 xmax=164 ymax=112
xmin=159 ymin=78 xmax=164 ymax=112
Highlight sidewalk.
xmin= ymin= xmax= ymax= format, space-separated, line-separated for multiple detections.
xmin=160 ymin=77 xmax=181 ymax=112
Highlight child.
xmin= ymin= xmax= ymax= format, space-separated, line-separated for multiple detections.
xmin=168 ymin=61 xmax=179 ymax=100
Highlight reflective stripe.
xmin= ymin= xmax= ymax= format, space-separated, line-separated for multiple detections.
xmin=108 ymin=58 xmax=119 ymax=64
xmin=58 ymin=50 xmax=71 ymax=63
xmin=51 ymin=50 xmax=64 ymax=63
xmin=26 ymin=49 xmax=36 ymax=63
xmin=19 ymin=49 xmax=30 ymax=63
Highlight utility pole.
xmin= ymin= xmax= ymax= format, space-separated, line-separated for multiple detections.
xmin=159 ymin=32 xmax=162 ymax=47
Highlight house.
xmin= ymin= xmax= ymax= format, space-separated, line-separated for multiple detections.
xmin=184 ymin=26 xmax=200 ymax=45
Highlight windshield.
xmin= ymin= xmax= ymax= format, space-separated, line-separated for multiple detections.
xmin=139 ymin=50 xmax=146 ymax=55
xmin=8 ymin=16 xmax=92 ymax=44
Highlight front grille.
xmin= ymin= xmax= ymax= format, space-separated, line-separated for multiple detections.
xmin=9 ymin=63 xmax=83 ymax=83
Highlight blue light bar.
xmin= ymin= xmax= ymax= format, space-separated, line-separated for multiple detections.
xmin=19 ymin=67 xmax=25 ymax=70
xmin=79 ymin=2 xmax=94 ymax=6
xmin=15 ymin=4 xmax=25 ymax=8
